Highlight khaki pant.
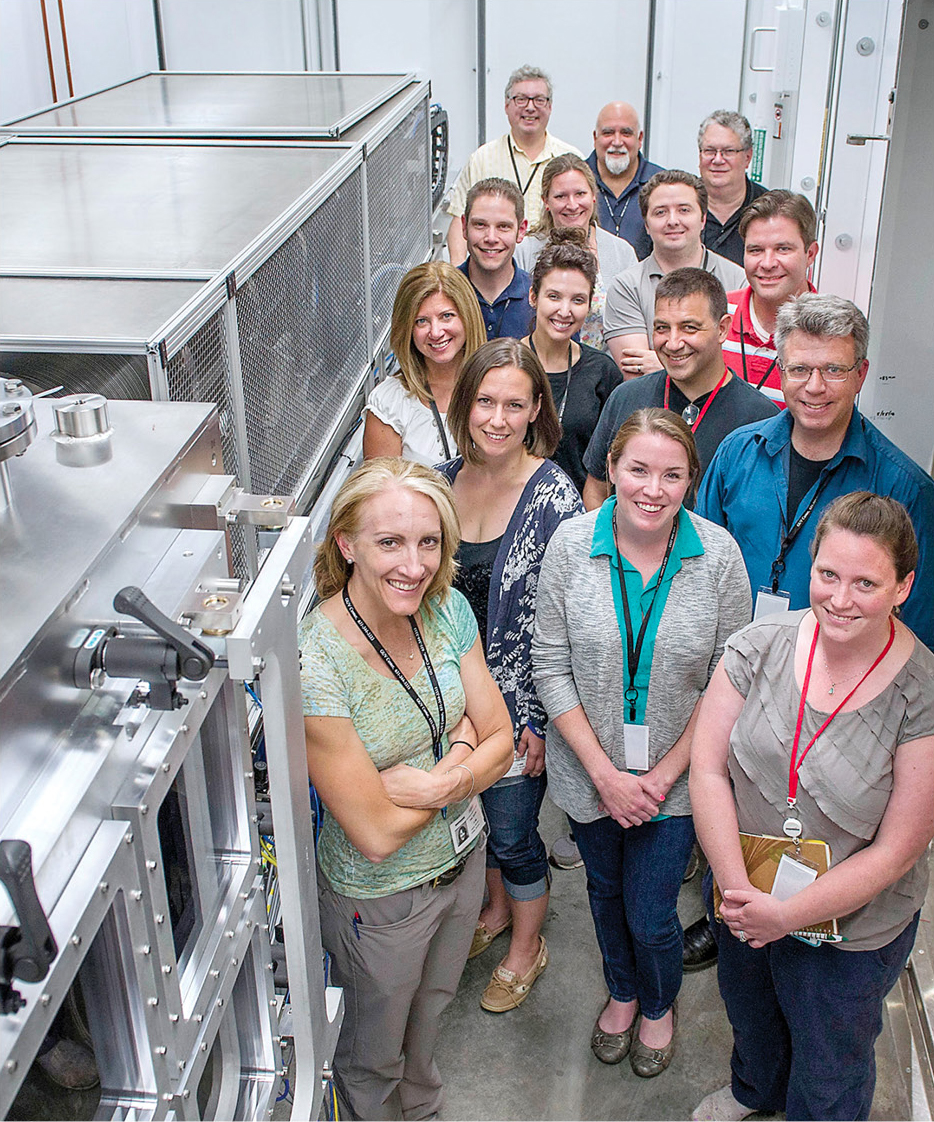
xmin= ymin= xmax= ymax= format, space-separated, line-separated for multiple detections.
xmin=318 ymin=842 xmax=485 ymax=1120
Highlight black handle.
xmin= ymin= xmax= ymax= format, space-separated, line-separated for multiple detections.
xmin=113 ymin=586 xmax=214 ymax=681
xmin=0 ymin=841 xmax=57 ymax=1015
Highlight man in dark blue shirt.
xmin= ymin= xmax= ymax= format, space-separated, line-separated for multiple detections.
xmin=586 ymin=102 xmax=664 ymax=261
xmin=457 ymin=177 xmax=533 ymax=341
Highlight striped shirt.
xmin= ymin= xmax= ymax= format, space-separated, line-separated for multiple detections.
xmin=446 ymin=131 xmax=583 ymax=229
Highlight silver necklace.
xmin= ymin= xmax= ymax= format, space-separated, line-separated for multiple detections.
xmin=821 ymin=653 xmax=868 ymax=696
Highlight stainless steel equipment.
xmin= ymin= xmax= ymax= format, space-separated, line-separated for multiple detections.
xmin=0 ymin=72 xmax=432 ymax=519
xmin=0 ymin=393 xmax=341 ymax=1120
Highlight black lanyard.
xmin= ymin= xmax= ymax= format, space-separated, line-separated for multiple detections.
xmin=738 ymin=312 xmax=778 ymax=390
xmin=528 ymin=335 xmax=573 ymax=420
xmin=599 ymin=185 xmax=632 ymax=237
xmin=508 ymin=144 xmax=539 ymax=197
xmin=769 ymin=474 xmax=832 ymax=593
xmin=427 ymin=398 xmax=452 ymax=461
xmin=612 ymin=510 xmax=678 ymax=722
xmin=342 ymin=588 xmax=447 ymax=764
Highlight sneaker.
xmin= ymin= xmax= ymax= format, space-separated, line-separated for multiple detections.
xmin=549 ymin=834 xmax=583 ymax=869
xmin=35 ymin=1039 xmax=99 ymax=1091
xmin=480 ymin=936 xmax=548 ymax=1012
xmin=692 ymin=1085 xmax=754 ymax=1121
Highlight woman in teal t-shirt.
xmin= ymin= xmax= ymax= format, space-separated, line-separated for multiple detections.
xmin=301 ymin=457 xmax=512 ymax=1121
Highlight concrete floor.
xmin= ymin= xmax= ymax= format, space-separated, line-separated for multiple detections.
xmin=432 ymin=795 xmax=911 ymax=1122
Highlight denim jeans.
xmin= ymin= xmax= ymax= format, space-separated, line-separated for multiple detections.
xmin=570 ymin=812 xmax=695 ymax=1019
xmin=481 ymin=774 xmax=549 ymax=901
xmin=705 ymin=871 xmax=919 ymax=1120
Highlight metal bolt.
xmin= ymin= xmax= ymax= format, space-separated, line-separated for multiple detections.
xmin=40 ymin=993 xmax=51 ymax=1006
xmin=251 ymin=814 xmax=259 ymax=824
xmin=245 ymin=771 xmax=254 ymax=781
xmin=194 ymin=1014 xmax=203 ymax=1023
xmin=162 ymin=1093 xmax=174 ymax=1102
xmin=140 ymin=804 xmax=148 ymax=815
xmin=225 ymin=930 xmax=235 ymax=939
xmin=266 ymin=962 xmax=274 ymax=971
xmin=145 ymin=860 xmax=157 ymax=871
xmin=217 ymin=998 xmax=224 ymax=1008
xmin=162 ymin=964 xmax=172 ymax=974
xmin=178 ymin=1060 xmax=186 ymax=1071
xmin=1 ymin=403 xmax=21 ymax=416
xmin=6 ymin=1059 xmax=18 ymax=1073
xmin=815 ymin=10 xmax=831 ymax=26
xmin=99 ymin=881 xmax=109 ymax=894
xmin=239 ymin=892 xmax=249 ymax=900
xmin=3 ymin=378 xmax=24 ymax=393
xmin=201 ymin=1042 xmax=208 ymax=1051
xmin=70 ymin=935 xmax=81 ymax=947
xmin=161 ymin=762 xmax=171 ymax=773
xmin=131 ymin=889 xmax=143 ymax=901
xmin=125 ymin=832 xmax=134 ymax=844
xmin=168 ymin=1013 xmax=179 ymax=1023
xmin=856 ymin=36 xmax=875 ymax=55
xmin=835 ymin=233 xmax=854 ymax=251
xmin=210 ymin=969 xmax=220 ymax=978
xmin=182 ymin=1090 xmax=190 ymax=1100
xmin=140 ymin=945 xmax=151 ymax=955
xmin=155 ymin=914 xmax=165 ymax=924
xmin=252 ymin=657 xmax=266 ymax=673
xmin=154 ymin=1046 xmax=167 ymax=1056
xmin=88 ymin=667 xmax=105 ymax=688
xmin=270 ymin=999 xmax=277 ymax=1007
xmin=200 ymin=690 xmax=208 ymax=700
xmin=148 ymin=997 xmax=159 ymax=1007
xmin=231 ymin=957 xmax=238 ymax=966
xmin=179 ymin=724 xmax=189 ymax=734
xmin=245 ymin=919 xmax=252 ymax=928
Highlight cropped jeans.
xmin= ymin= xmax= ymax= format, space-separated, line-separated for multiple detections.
xmin=481 ymin=773 xmax=549 ymax=901
xmin=571 ymin=811 xmax=695 ymax=1019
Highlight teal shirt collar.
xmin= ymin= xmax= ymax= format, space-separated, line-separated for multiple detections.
xmin=590 ymin=497 xmax=704 ymax=572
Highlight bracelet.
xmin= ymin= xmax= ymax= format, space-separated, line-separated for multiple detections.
xmin=447 ymin=762 xmax=475 ymax=800
xmin=448 ymin=739 xmax=475 ymax=753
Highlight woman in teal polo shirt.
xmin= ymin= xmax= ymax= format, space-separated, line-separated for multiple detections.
xmin=532 ymin=407 xmax=750 ymax=1077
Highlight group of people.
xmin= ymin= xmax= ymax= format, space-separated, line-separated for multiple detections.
xmin=299 ymin=62 xmax=934 ymax=1122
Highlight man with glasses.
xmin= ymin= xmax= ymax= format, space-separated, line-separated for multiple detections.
xmin=587 ymin=101 xmax=664 ymax=261
xmin=723 ymin=190 xmax=819 ymax=405
xmin=445 ymin=65 xmax=582 ymax=266
xmin=698 ymin=111 xmax=769 ymax=267
xmin=581 ymin=267 xmax=777 ymax=510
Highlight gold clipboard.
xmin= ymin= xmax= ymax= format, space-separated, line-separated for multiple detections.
xmin=713 ymin=832 xmax=839 ymax=939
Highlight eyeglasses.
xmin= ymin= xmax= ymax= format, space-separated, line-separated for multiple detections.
xmin=699 ymin=146 xmax=746 ymax=160
xmin=508 ymin=95 xmax=551 ymax=108
xmin=779 ymin=361 xmax=862 ymax=382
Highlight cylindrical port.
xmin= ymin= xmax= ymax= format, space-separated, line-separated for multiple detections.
xmin=52 ymin=394 xmax=112 ymax=440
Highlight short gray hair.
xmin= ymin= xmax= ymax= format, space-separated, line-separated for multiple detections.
xmin=697 ymin=110 xmax=753 ymax=151
xmin=505 ymin=65 xmax=553 ymax=101
xmin=774 ymin=293 xmax=870 ymax=364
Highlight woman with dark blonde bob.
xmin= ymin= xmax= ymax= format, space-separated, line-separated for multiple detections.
xmin=363 ymin=261 xmax=485 ymax=466
xmin=691 ymin=492 xmax=934 ymax=1122
xmin=437 ymin=337 xmax=583 ymax=1013
xmin=533 ymin=408 xmax=750 ymax=1077
xmin=300 ymin=456 xmax=513 ymax=1119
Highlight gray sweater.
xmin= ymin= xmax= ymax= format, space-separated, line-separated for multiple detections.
xmin=532 ymin=507 xmax=751 ymax=821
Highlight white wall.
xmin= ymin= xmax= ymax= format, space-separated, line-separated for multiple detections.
xmin=159 ymin=0 xmax=306 ymax=70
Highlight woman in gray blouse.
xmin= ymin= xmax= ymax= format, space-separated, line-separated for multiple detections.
xmin=690 ymin=492 xmax=934 ymax=1122
xmin=532 ymin=408 xmax=751 ymax=1078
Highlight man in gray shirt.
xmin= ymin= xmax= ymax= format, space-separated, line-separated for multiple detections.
xmin=603 ymin=170 xmax=745 ymax=381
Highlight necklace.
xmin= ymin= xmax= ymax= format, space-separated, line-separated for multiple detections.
xmin=820 ymin=649 xmax=870 ymax=695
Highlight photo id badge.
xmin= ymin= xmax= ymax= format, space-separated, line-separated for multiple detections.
xmin=623 ymin=723 xmax=650 ymax=772
xmin=771 ymin=852 xmax=818 ymax=902
xmin=505 ymin=750 xmax=528 ymax=779
xmin=449 ymin=796 xmax=484 ymax=854
xmin=754 ymin=587 xmax=791 ymax=620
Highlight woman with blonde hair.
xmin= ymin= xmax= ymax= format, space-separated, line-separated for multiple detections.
xmin=437 ymin=338 xmax=583 ymax=1013
xmin=301 ymin=456 xmax=513 ymax=1119
xmin=363 ymin=261 xmax=485 ymax=466
xmin=533 ymin=407 xmax=750 ymax=1077
xmin=515 ymin=153 xmax=637 ymax=351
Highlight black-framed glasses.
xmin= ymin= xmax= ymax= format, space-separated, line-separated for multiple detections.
xmin=699 ymin=146 xmax=746 ymax=160
xmin=508 ymin=95 xmax=550 ymax=108
xmin=779 ymin=360 xmax=862 ymax=382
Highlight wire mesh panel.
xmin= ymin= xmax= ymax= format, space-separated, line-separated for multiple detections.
xmin=164 ymin=305 xmax=241 ymax=486
xmin=367 ymin=98 xmax=432 ymax=341
xmin=235 ymin=167 xmax=368 ymax=497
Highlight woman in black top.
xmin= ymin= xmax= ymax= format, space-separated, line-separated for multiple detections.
xmin=521 ymin=234 xmax=622 ymax=493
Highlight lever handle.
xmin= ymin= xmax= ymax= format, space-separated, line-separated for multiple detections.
xmin=113 ymin=586 xmax=214 ymax=681
xmin=0 ymin=840 xmax=57 ymax=984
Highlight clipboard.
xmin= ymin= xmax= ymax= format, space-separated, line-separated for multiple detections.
xmin=713 ymin=832 xmax=839 ymax=939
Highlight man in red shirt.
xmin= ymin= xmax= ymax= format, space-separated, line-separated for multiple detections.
xmin=723 ymin=191 xmax=818 ymax=405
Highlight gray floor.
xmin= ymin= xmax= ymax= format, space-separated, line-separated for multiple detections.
xmin=433 ymin=795 xmax=910 ymax=1122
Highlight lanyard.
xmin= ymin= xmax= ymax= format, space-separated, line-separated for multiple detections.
xmin=663 ymin=366 xmax=729 ymax=430
xmin=612 ymin=509 xmax=678 ymax=722
xmin=738 ymin=312 xmax=778 ymax=390
xmin=599 ymin=185 xmax=632 ymax=237
xmin=426 ymin=397 xmax=452 ymax=461
xmin=528 ymin=335 xmax=574 ymax=420
xmin=508 ymin=144 xmax=539 ymax=197
xmin=769 ymin=473 xmax=833 ymax=593
xmin=342 ymin=588 xmax=448 ymax=765
xmin=788 ymin=618 xmax=895 ymax=808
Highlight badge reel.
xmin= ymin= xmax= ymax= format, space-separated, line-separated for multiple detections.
xmin=754 ymin=586 xmax=791 ymax=620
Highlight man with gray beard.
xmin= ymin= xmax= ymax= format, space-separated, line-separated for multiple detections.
xmin=586 ymin=101 xmax=664 ymax=261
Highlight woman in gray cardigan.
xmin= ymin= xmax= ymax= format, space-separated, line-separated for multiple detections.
xmin=532 ymin=408 xmax=750 ymax=1078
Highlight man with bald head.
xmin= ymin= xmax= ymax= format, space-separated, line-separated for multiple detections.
xmin=586 ymin=101 xmax=664 ymax=260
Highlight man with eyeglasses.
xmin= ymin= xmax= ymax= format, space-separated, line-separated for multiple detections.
xmin=586 ymin=101 xmax=664 ymax=261
xmin=684 ymin=292 xmax=934 ymax=975
xmin=698 ymin=111 xmax=769 ymax=267
xmin=445 ymin=65 xmax=582 ymax=266
xmin=581 ymin=267 xmax=777 ymax=510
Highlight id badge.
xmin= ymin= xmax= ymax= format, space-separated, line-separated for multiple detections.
xmin=449 ymin=796 xmax=484 ymax=854
xmin=754 ymin=587 xmax=791 ymax=620
xmin=505 ymin=751 xmax=528 ymax=779
xmin=623 ymin=723 xmax=650 ymax=772
xmin=771 ymin=852 xmax=818 ymax=902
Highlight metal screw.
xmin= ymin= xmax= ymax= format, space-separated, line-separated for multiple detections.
xmin=1 ymin=403 xmax=21 ymax=416
xmin=155 ymin=914 xmax=165 ymax=924
xmin=131 ymin=889 xmax=143 ymax=901
xmin=70 ymin=935 xmax=81 ymax=947
xmin=140 ymin=804 xmax=148 ymax=815
xmin=99 ymin=881 xmax=109 ymax=894
xmin=266 ymin=962 xmax=274 ymax=971
xmin=140 ymin=945 xmax=151 ymax=955
xmin=252 ymin=657 xmax=266 ymax=673
xmin=3 ymin=378 xmax=24 ymax=393
xmin=162 ymin=1093 xmax=174 ymax=1102
xmin=125 ymin=832 xmax=134 ymax=844
xmin=148 ymin=997 xmax=159 ymax=1007
xmin=194 ymin=1014 xmax=203 ymax=1023
xmin=200 ymin=689 xmax=208 ymax=700
xmin=182 ymin=1090 xmax=190 ymax=1100
xmin=232 ymin=957 xmax=238 ymax=966
xmin=179 ymin=724 xmax=189 ymax=733
xmin=6 ymin=1059 xmax=18 ymax=1073
xmin=168 ymin=1013 xmax=179 ymax=1023
xmin=145 ymin=860 xmax=157 ymax=871
xmin=201 ymin=1042 xmax=208 ymax=1052
xmin=162 ymin=964 xmax=172 ymax=974
xmin=154 ymin=1046 xmax=167 ymax=1056
xmin=210 ymin=969 xmax=220 ymax=978
xmin=245 ymin=771 xmax=254 ymax=781
xmin=40 ymin=993 xmax=51 ymax=1006
xmin=225 ymin=930 xmax=235 ymax=939
xmin=178 ymin=1061 xmax=186 ymax=1071
xmin=217 ymin=998 xmax=224 ymax=1008
xmin=162 ymin=762 xmax=171 ymax=773
xmin=856 ymin=36 xmax=875 ymax=55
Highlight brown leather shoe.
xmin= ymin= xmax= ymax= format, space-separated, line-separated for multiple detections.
xmin=479 ymin=936 xmax=548 ymax=1012
xmin=630 ymin=1001 xmax=678 ymax=1078
xmin=590 ymin=1012 xmax=637 ymax=1064
xmin=468 ymin=915 xmax=512 ymax=959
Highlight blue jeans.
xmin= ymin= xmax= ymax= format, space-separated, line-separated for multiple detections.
xmin=481 ymin=775 xmax=549 ymax=901
xmin=570 ymin=812 xmax=695 ymax=1019
xmin=705 ymin=872 xmax=919 ymax=1120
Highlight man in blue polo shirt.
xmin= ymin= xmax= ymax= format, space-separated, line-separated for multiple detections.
xmin=458 ymin=177 xmax=533 ymax=341
xmin=698 ymin=291 xmax=934 ymax=644
xmin=586 ymin=102 xmax=664 ymax=262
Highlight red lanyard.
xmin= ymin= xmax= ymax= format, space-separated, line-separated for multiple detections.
xmin=788 ymin=617 xmax=895 ymax=804
xmin=663 ymin=366 xmax=729 ymax=432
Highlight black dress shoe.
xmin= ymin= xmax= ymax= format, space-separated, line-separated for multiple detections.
xmin=682 ymin=916 xmax=718 ymax=972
